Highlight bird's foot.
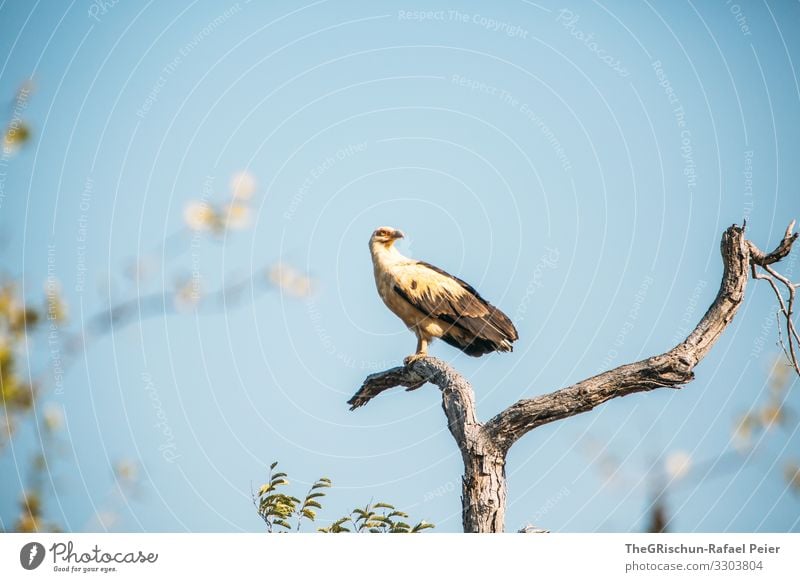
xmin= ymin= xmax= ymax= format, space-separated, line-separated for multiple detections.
xmin=403 ymin=353 xmax=426 ymax=366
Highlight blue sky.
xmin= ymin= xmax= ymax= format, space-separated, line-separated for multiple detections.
xmin=1 ymin=0 xmax=799 ymax=532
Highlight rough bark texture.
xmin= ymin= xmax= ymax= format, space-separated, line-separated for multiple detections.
xmin=349 ymin=357 xmax=505 ymax=531
xmin=347 ymin=223 xmax=797 ymax=532
xmin=460 ymin=439 xmax=506 ymax=533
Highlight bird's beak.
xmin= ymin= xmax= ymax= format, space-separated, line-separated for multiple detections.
xmin=392 ymin=230 xmax=405 ymax=240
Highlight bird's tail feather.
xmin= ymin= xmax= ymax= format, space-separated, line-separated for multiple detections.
xmin=441 ymin=327 xmax=515 ymax=357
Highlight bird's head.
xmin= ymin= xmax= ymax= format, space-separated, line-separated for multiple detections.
xmin=369 ymin=226 xmax=405 ymax=249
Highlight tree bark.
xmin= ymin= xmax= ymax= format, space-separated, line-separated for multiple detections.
xmin=348 ymin=223 xmax=798 ymax=532
xmin=460 ymin=438 xmax=506 ymax=533
xmin=349 ymin=357 xmax=508 ymax=532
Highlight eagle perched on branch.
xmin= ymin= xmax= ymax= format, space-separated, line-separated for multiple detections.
xmin=369 ymin=226 xmax=518 ymax=363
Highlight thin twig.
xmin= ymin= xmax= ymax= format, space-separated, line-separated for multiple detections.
xmin=750 ymin=243 xmax=800 ymax=375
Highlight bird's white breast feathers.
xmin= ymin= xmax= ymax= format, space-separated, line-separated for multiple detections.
xmin=370 ymin=243 xmax=469 ymax=337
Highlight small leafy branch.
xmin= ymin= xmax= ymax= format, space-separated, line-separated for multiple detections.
xmin=319 ymin=502 xmax=435 ymax=533
xmin=255 ymin=461 xmax=331 ymax=532
xmin=254 ymin=462 xmax=434 ymax=533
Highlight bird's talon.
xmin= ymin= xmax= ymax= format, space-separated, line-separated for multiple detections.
xmin=404 ymin=354 xmax=425 ymax=366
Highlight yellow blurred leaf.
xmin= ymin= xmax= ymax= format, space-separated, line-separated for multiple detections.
xmin=184 ymin=201 xmax=216 ymax=231
xmin=114 ymin=459 xmax=139 ymax=486
xmin=230 ymin=171 xmax=256 ymax=200
xmin=43 ymin=403 xmax=64 ymax=432
xmin=173 ymin=278 xmax=200 ymax=310
xmin=4 ymin=121 xmax=31 ymax=150
xmin=665 ymin=451 xmax=692 ymax=481
xmin=224 ymin=203 xmax=250 ymax=230
xmin=733 ymin=415 xmax=754 ymax=452
xmin=268 ymin=263 xmax=313 ymax=298
xmin=759 ymin=404 xmax=784 ymax=430
xmin=785 ymin=462 xmax=800 ymax=493
xmin=45 ymin=279 xmax=68 ymax=322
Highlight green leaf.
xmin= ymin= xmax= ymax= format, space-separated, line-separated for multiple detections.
xmin=301 ymin=508 xmax=316 ymax=520
xmin=318 ymin=524 xmax=350 ymax=533
xmin=373 ymin=502 xmax=395 ymax=510
xmin=303 ymin=499 xmax=323 ymax=510
xmin=270 ymin=461 xmax=278 ymax=470
xmin=273 ymin=518 xmax=292 ymax=529
xmin=368 ymin=515 xmax=390 ymax=523
xmin=273 ymin=503 xmax=295 ymax=517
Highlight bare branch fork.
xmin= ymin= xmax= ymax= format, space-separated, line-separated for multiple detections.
xmin=348 ymin=223 xmax=799 ymax=533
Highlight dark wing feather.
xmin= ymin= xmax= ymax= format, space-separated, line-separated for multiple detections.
xmin=393 ymin=260 xmax=518 ymax=356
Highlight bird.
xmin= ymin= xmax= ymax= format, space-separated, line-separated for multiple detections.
xmin=369 ymin=226 xmax=518 ymax=364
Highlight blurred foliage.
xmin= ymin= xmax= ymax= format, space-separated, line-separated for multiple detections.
xmin=268 ymin=263 xmax=314 ymax=298
xmin=639 ymin=356 xmax=798 ymax=532
xmin=1 ymin=282 xmax=46 ymax=443
xmin=579 ymin=354 xmax=797 ymax=533
xmin=255 ymin=462 xmax=434 ymax=533
xmin=13 ymin=490 xmax=61 ymax=533
xmin=785 ymin=461 xmax=800 ymax=495
xmin=0 ymin=279 xmax=68 ymax=441
xmin=664 ymin=451 xmax=692 ymax=481
xmin=183 ymin=171 xmax=255 ymax=234
xmin=83 ymin=459 xmax=143 ymax=531
xmin=3 ymin=120 xmax=31 ymax=151
xmin=734 ymin=359 xmax=795 ymax=452
xmin=9 ymin=406 xmax=65 ymax=533
xmin=3 ymin=80 xmax=34 ymax=154
xmin=1 ymin=79 xmax=315 ymax=534
xmin=645 ymin=498 xmax=669 ymax=534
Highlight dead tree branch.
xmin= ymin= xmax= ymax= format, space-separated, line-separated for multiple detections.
xmin=747 ymin=221 xmax=799 ymax=374
xmin=349 ymin=358 xmax=479 ymax=453
xmin=348 ymin=222 xmax=799 ymax=532
xmin=349 ymin=358 xmax=502 ymax=532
